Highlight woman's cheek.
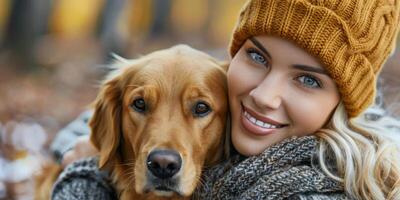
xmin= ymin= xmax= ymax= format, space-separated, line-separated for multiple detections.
xmin=287 ymin=95 xmax=332 ymax=135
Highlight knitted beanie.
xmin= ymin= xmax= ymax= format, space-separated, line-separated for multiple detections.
xmin=229 ymin=0 xmax=400 ymax=118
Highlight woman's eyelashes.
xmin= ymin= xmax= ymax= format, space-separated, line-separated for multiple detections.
xmin=245 ymin=46 xmax=323 ymax=89
xmin=246 ymin=48 xmax=269 ymax=66
xmin=296 ymin=74 xmax=322 ymax=89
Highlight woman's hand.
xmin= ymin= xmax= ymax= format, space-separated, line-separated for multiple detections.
xmin=61 ymin=135 xmax=98 ymax=168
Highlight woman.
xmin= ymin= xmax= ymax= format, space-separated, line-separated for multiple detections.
xmin=196 ymin=0 xmax=400 ymax=199
xmin=52 ymin=0 xmax=400 ymax=199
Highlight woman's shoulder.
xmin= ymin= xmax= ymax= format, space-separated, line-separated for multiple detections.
xmin=51 ymin=157 xmax=116 ymax=200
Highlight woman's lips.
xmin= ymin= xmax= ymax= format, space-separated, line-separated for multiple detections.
xmin=240 ymin=104 xmax=286 ymax=136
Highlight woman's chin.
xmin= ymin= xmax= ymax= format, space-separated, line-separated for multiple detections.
xmin=231 ymin=133 xmax=268 ymax=156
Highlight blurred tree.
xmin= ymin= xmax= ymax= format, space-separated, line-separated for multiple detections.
xmin=170 ymin=0 xmax=207 ymax=34
xmin=96 ymin=0 xmax=128 ymax=61
xmin=206 ymin=0 xmax=248 ymax=46
xmin=3 ymin=0 xmax=52 ymax=71
xmin=49 ymin=0 xmax=104 ymax=38
xmin=148 ymin=0 xmax=172 ymax=39
xmin=0 ymin=0 xmax=11 ymax=49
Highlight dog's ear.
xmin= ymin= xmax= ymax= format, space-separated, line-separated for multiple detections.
xmin=90 ymin=76 xmax=122 ymax=169
xmin=219 ymin=61 xmax=230 ymax=72
xmin=204 ymin=113 xmax=230 ymax=166
xmin=205 ymin=140 xmax=225 ymax=166
xmin=207 ymin=57 xmax=229 ymax=73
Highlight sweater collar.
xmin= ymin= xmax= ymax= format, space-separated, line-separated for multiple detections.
xmin=196 ymin=136 xmax=345 ymax=200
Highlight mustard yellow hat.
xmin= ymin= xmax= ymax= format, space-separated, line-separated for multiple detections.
xmin=229 ymin=0 xmax=400 ymax=118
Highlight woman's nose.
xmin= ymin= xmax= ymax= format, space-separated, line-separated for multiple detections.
xmin=249 ymin=78 xmax=283 ymax=110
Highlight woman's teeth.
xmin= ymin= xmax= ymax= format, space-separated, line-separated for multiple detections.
xmin=244 ymin=111 xmax=282 ymax=129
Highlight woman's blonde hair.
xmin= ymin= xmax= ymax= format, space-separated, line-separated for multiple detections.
xmin=317 ymin=102 xmax=400 ymax=200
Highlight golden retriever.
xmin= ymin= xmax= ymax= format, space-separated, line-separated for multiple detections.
xmin=90 ymin=45 xmax=228 ymax=199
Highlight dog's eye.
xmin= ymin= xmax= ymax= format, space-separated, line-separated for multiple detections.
xmin=132 ymin=98 xmax=146 ymax=113
xmin=192 ymin=102 xmax=211 ymax=117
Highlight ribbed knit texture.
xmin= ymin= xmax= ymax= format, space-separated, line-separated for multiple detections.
xmin=51 ymin=157 xmax=116 ymax=200
xmin=194 ymin=136 xmax=349 ymax=200
xmin=229 ymin=0 xmax=400 ymax=118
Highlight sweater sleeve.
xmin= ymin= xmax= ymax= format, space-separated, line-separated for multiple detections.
xmin=51 ymin=157 xmax=116 ymax=200
xmin=50 ymin=110 xmax=93 ymax=163
xmin=52 ymin=177 xmax=114 ymax=200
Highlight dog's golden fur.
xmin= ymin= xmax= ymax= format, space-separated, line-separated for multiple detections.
xmin=90 ymin=45 xmax=228 ymax=199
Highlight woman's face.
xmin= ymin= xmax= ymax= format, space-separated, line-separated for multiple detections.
xmin=228 ymin=35 xmax=340 ymax=156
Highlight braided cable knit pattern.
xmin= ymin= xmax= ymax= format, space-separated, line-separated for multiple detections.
xmin=195 ymin=136 xmax=350 ymax=200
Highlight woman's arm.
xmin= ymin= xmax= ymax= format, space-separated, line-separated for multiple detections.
xmin=51 ymin=157 xmax=116 ymax=200
xmin=50 ymin=110 xmax=98 ymax=166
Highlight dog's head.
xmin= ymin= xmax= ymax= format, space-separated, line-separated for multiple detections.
xmin=89 ymin=45 xmax=228 ymax=198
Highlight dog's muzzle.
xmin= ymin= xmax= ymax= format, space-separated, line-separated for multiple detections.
xmin=147 ymin=149 xmax=182 ymax=179
xmin=145 ymin=149 xmax=183 ymax=195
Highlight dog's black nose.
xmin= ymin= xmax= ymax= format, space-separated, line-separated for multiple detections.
xmin=147 ymin=149 xmax=182 ymax=179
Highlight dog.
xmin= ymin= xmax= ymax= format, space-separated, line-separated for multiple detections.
xmin=90 ymin=45 xmax=228 ymax=199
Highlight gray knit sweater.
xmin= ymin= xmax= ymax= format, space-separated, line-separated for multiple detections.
xmin=51 ymin=136 xmax=349 ymax=200
xmin=51 ymin=157 xmax=116 ymax=200
xmin=194 ymin=136 xmax=349 ymax=200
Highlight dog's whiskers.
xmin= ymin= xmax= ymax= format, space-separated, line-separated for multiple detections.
xmin=192 ymin=174 xmax=208 ymax=200
xmin=196 ymin=174 xmax=207 ymax=191
xmin=122 ymin=166 xmax=136 ymax=190
xmin=178 ymin=169 xmax=207 ymax=196
xmin=194 ymin=170 xmax=212 ymax=198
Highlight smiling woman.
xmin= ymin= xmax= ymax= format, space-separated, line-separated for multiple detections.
xmin=197 ymin=0 xmax=400 ymax=199
xmin=228 ymin=36 xmax=341 ymax=156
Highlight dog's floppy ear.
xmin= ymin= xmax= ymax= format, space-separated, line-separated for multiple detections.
xmin=90 ymin=75 xmax=122 ymax=169
xmin=219 ymin=61 xmax=230 ymax=72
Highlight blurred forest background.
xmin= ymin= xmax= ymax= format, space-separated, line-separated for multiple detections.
xmin=0 ymin=0 xmax=398 ymax=199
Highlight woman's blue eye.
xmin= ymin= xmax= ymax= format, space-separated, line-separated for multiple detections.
xmin=247 ymin=49 xmax=267 ymax=65
xmin=297 ymin=75 xmax=321 ymax=88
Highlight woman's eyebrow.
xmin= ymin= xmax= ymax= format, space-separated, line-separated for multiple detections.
xmin=249 ymin=37 xmax=272 ymax=60
xmin=249 ymin=38 xmax=328 ymax=76
xmin=292 ymin=64 xmax=329 ymax=75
